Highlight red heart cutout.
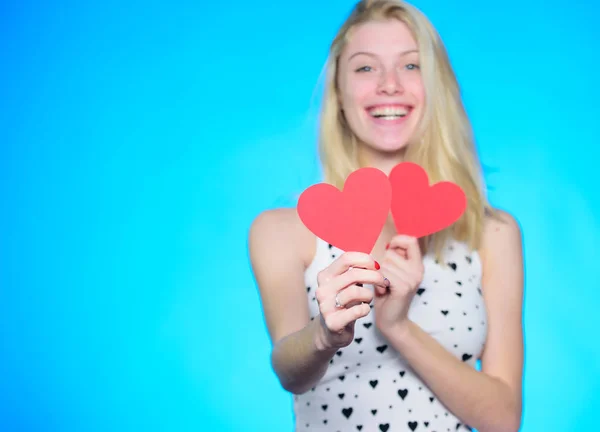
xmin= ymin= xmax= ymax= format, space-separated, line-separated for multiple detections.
xmin=389 ymin=162 xmax=467 ymax=238
xmin=297 ymin=167 xmax=391 ymax=253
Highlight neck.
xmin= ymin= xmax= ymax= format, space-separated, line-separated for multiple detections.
xmin=357 ymin=144 xmax=407 ymax=176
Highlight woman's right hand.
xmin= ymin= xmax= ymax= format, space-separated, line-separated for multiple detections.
xmin=314 ymin=252 xmax=389 ymax=351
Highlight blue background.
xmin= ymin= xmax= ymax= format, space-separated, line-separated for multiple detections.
xmin=1 ymin=0 xmax=598 ymax=430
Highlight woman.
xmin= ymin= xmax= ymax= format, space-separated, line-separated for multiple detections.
xmin=249 ymin=1 xmax=524 ymax=431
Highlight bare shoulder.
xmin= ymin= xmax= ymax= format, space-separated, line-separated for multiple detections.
xmin=484 ymin=207 xmax=522 ymax=234
xmin=478 ymin=207 xmax=524 ymax=290
xmin=248 ymin=207 xmax=316 ymax=343
xmin=250 ymin=207 xmax=300 ymax=233
xmin=249 ymin=207 xmax=316 ymax=268
xmin=480 ymin=208 xmax=523 ymax=261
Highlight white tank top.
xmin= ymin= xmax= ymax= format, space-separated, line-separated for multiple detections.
xmin=293 ymin=237 xmax=487 ymax=432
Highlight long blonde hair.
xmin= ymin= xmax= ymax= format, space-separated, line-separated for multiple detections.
xmin=318 ymin=0 xmax=495 ymax=258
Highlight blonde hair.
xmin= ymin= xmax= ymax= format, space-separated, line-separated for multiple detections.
xmin=318 ymin=0 xmax=495 ymax=259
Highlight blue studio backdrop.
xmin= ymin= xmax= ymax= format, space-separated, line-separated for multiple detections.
xmin=1 ymin=0 xmax=599 ymax=431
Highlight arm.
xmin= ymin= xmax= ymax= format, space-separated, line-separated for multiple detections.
xmin=383 ymin=211 xmax=524 ymax=432
xmin=248 ymin=209 xmax=337 ymax=394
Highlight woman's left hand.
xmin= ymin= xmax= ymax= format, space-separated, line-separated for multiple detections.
xmin=374 ymin=235 xmax=425 ymax=336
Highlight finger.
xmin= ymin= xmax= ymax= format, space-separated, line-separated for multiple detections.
xmin=374 ymin=278 xmax=390 ymax=296
xmin=381 ymin=262 xmax=421 ymax=295
xmin=332 ymin=285 xmax=374 ymax=310
xmin=317 ymin=252 xmax=379 ymax=284
xmin=382 ymin=262 xmax=411 ymax=285
xmin=384 ymin=247 xmax=424 ymax=286
xmin=388 ymin=235 xmax=422 ymax=262
xmin=316 ymin=269 xmax=379 ymax=309
xmin=319 ymin=284 xmax=373 ymax=315
xmin=323 ymin=302 xmax=371 ymax=332
xmin=384 ymin=247 xmax=413 ymax=271
xmin=386 ymin=242 xmax=407 ymax=259
xmin=333 ymin=267 xmax=388 ymax=292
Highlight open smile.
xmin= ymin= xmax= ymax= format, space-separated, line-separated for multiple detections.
xmin=366 ymin=104 xmax=413 ymax=125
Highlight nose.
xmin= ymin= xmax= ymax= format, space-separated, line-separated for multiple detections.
xmin=377 ymin=67 xmax=403 ymax=95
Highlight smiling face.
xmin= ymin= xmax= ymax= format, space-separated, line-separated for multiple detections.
xmin=337 ymin=19 xmax=425 ymax=156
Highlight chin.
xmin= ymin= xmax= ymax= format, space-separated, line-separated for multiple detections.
xmin=377 ymin=138 xmax=411 ymax=153
xmin=358 ymin=133 xmax=413 ymax=155
xmin=352 ymin=111 xmax=420 ymax=156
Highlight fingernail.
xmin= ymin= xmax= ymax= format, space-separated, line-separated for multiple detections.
xmin=385 ymin=243 xmax=389 ymax=250
xmin=375 ymin=261 xmax=380 ymax=270
xmin=384 ymin=277 xmax=390 ymax=287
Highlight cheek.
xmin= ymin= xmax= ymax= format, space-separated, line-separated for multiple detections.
xmin=408 ymin=75 xmax=425 ymax=103
xmin=341 ymin=78 xmax=375 ymax=111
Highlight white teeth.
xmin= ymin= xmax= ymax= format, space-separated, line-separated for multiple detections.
xmin=368 ymin=106 xmax=409 ymax=118
xmin=375 ymin=114 xmax=405 ymax=119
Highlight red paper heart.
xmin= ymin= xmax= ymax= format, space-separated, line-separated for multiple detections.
xmin=297 ymin=167 xmax=391 ymax=253
xmin=389 ymin=162 xmax=467 ymax=238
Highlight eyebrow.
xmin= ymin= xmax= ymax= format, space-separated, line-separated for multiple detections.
xmin=347 ymin=49 xmax=419 ymax=61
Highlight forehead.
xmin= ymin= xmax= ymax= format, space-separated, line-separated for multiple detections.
xmin=342 ymin=19 xmax=417 ymax=59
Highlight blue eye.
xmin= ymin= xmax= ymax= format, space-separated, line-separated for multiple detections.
xmin=406 ymin=63 xmax=420 ymax=70
xmin=355 ymin=66 xmax=372 ymax=72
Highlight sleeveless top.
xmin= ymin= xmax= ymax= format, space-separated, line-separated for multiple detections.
xmin=293 ymin=237 xmax=487 ymax=432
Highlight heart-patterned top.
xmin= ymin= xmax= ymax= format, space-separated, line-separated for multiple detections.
xmin=293 ymin=237 xmax=487 ymax=432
